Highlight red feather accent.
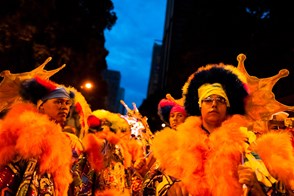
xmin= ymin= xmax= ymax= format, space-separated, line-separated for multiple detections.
xmin=35 ymin=76 xmax=57 ymax=92
xmin=87 ymin=115 xmax=101 ymax=128
xmin=75 ymin=102 xmax=83 ymax=114
xmin=158 ymin=98 xmax=176 ymax=108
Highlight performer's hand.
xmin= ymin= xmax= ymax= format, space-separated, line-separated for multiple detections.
xmin=167 ymin=181 xmax=190 ymax=196
xmin=134 ymin=157 xmax=148 ymax=176
xmin=238 ymin=165 xmax=256 ymax=187
xmin=238 ymin=165 xmax=266 ymax=196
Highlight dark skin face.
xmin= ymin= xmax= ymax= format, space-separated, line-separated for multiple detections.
xmin=200 ymin=94 xmax=228 ymax=133
xmin=169 ymin=111 xmax=186 ymax=129
xmin=39 ymin=98 xmax=72 ymax=126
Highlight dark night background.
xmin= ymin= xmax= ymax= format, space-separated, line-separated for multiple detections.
xmin=0 ymin=0 xmax=293 ymax=132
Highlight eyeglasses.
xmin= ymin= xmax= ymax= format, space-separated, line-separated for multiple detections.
xmin=202 ymin=96 xmax=227 ymax=105
xmin=52 ymin=99 xmax=73 ymax=107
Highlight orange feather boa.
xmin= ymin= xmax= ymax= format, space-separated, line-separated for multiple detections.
xmin=253 ymin=131 xmax=294 ymax=190
xmin=0 ymin=103 xmax=73 ymax=196
xmin=151 ymin=115 xmax=294 ymax=195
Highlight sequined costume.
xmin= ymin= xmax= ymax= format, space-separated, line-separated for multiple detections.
xmin=142 ymin=159 xmax=176 ymax=196
xmin=82 ymin=109 xmax=145 ymax=195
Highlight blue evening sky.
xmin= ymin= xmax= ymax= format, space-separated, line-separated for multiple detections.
xmin=104 ymin=0 xmax=167 ymax=109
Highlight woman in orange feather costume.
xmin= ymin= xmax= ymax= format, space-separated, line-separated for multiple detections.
xmin=151 ymin=62 xmax=294 ymax=196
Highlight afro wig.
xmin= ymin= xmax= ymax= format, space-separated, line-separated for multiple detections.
xmin=184 ymin=64 xmax=249 ymax=116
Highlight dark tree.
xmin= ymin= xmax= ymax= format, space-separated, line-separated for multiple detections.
xmin=0 ymin=0 xmax=117 ymax=109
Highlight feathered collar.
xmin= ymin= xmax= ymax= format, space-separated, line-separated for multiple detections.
xmin=152 ymin=114 xmax=294 ymax=195
xmin=0 ymin=102 xmax=73 ymax=196
xmin=151 ymin=114 xmax=250 ymax=196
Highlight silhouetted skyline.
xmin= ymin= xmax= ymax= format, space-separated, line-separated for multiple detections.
xmin=105 ymin=0 xmax=167 ymax=108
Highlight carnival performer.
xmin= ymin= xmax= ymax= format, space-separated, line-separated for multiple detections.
xmin=158 ymin=98 xmax=187 ymax=130
xmin=267 ymin=111 xmax=291 ymax=131
xmin=0 ymin=76 xmax=83 ymax=196
xmin=139 ymin=98 xmax=187 ymax=196
xmin=82 ymin=109 xmax=146 ymax=195
xmin=150 ymin=55 xmax=294 ymax=196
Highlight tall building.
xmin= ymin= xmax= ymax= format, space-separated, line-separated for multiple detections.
xmin=147 ymin=41 xmax=162 ymax=97
xmin=102 ymin=69 xmax=125 ymax=113
xmin=159 ymin=0 xmax=294 ymax=102
xmin=117 ymin=87 xmax=125 ymax=113
xmin=142 ymin=0 xmax=294 ymax=130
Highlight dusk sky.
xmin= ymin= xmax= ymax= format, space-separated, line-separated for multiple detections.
xmin=104 ymin=0 xmax=167 ymax=109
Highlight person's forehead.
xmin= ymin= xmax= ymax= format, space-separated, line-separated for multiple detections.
xmin=48 ymin=97 xmax=70 ymax=101
xmin=205 ymin=94 xmax=224 ymax=98
xmin=170 ymin=111 xmax=185 ymax=115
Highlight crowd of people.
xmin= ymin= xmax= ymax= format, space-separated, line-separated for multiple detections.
xmin=0 ymin=53 xmax=293 ymax=196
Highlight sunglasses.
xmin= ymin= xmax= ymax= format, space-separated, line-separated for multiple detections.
xmin=202 ymin=96 xmax=227 ymax=105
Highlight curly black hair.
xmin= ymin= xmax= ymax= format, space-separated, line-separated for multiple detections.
xmin=184 ymin=65 xmax=248 ymax=116
xmin=19 ymin=78 xmax=75 ymax=105
xmin=158 ymin=104 xmax=174 ymax=124
xmin=19 ymin=78 xmax=52 ymax=105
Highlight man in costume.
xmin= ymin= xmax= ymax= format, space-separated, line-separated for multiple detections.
xmin=0 ymin=76 xmax=80 ymax=195
xmin=0 ymin=59 xmax=96 ymax=196
xmin=150 ymin=54 xmax=294 ymax=196
xmin=268 ymin=111 xmax=292 ymax=131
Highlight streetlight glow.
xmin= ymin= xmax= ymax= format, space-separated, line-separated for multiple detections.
xmin=85 ymin=82 xmax=93 ymax=89
xmin=81 ymin=81 xmax=94 ymax=90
